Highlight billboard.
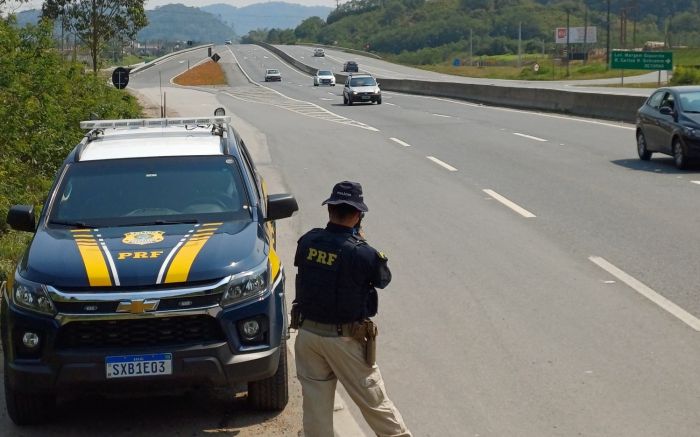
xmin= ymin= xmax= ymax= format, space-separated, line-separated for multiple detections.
xmin=555 ymin=27 xmax=597 ymax=44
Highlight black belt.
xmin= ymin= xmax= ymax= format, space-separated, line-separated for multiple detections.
xmin=300 ymin=320 xmax=355 ymax=337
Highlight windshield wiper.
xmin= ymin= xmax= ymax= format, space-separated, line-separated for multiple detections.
xmin=49 ymin=220 xmax=97 ymax=228
xmin=121 ymin=219 xmax=199 ymax=226
xmin=684 ymin=110 xmax=700 ymax=113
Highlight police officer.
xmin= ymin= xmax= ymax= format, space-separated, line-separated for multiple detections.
xmin=293 ymin=181 xmax=411 ymax=437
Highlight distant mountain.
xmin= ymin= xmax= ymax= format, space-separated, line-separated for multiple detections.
xmin=138 ymin=4 xmax=236 ymax=42
xmin=201 ymin=2 xmax=332 ymax=36
xmin=14 ymin=9 xmax=41 ymax=27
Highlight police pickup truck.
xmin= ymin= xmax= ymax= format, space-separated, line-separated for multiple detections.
xmin=1 ymin=113 xmax=298 ymax=425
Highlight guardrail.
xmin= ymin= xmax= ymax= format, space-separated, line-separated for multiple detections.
xmin=131 ymin=44 xmax=214 ymax=74
xmin=256 ymin=41 xmax=646 ymax=123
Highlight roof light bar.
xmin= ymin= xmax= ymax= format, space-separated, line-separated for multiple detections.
xmin=79 ymin=116 xmax=231 ymax=130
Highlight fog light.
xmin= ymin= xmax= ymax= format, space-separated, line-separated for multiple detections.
xmin=22 ymin=332 xmax=40 ymax=348
xmin=242 ymin=320 xmax=260 ymax=339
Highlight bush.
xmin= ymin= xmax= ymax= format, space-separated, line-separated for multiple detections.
xmin=670 ymin=65 xmax=700 ymax=85
xmin=0 ymin=17 xmax=141 ymax=278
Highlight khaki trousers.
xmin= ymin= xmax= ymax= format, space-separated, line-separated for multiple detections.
xmin=295 ymin=327 xmax=411 ymax=437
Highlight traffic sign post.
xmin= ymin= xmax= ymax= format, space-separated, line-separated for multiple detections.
xmin=611 ymin=51 xmax=673 ymax=70
xmin=610 ymin=51 xmax=672 ymax=87
xmin=111 ymin=67 xmax=130 ymax=90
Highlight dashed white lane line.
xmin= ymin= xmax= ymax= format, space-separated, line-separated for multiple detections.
xmin=431 ymin=113 xmax=452 ymax=118
xmin=320 ymin=98 xmax=334 ymax=101
xmin=390 ymin=137 xmax=412 ymax=147
xmin=427 ymin=156 xmax=458 ymax=172
xmin=384 ymin=102 xmax=397 ymax=106
xmin=589 ymin=256 xmax=700 ymax=331
xmin=513 ymin=132 xmax=548 ymax=142
xmin=483 ymin=189 xmax=536 ymax=218
xmin=691 ymin=181 xmax=700 ymax=185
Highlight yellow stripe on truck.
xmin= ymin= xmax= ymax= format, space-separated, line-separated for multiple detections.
xmin=269 ymin=247 xmax=281 ymax=281
xmin=164 ymin=224 xmax=220 ymax=284
xmin=71 ymin=230 xmax=112 ymax=287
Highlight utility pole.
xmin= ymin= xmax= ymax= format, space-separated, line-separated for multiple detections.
xmin=518 ymin=22 xmax=522 ymax=68
xmin=606 ymin=0 xmax=611 ymax=68
xmin=566 ymin=9 xmax=570 ymax=77
xmin=633 ymin=0 xmax=637 ymax=48
xmin=470 ymin=28 xmax=473 ymax=66
xmin=583 ymin=5 xmax=588 ymax=64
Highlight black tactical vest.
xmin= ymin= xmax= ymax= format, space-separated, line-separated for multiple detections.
xmin=295 ymin=228 xmax=370 ymax=324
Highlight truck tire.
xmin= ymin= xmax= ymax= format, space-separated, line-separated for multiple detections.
xmin=4 ymin=368 xmax=55 ymax=425
xmin=247 ymin=341 xmax=288 ymax=411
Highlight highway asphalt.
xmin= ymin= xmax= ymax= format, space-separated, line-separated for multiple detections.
xmin=6 ymin=44 xmax=693 ymax=436
xmin=125 ymin=45 xmax=700 ymax=436
xmin=273 ymin=44 xmax=666 ymax=97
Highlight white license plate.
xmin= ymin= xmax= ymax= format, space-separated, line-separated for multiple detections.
xmin=106 ymin=353 xmax=172 ymax=379
xmin=361 ymin=95 xmax=370 ymax=100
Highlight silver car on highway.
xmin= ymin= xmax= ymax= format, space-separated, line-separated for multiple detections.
xmin=314 ymin=70 xmax=336 ymax=86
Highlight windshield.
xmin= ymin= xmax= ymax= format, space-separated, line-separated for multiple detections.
xmin=49 ymin=156 xmax=250 ymax=227
xmin=267 ymin=70 xmax=279 ymax=74
xmin=318 ymin=71 xmax=332 ymax=76
xmin=679 ymin=91 xmax=700 ymax=112
xmin=350 ymin=77 xmax=376 ymax=87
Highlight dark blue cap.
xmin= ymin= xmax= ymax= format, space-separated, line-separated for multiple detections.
xmin=322 ymin=181 xmax=368 ymax=212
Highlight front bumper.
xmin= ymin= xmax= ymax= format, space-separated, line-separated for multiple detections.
xmin=2 ymin=275 xmax=287 ymax=396
xmin=349 ymin=93 xmax=380 ymax=103
xmin=682 ymin=135 xmax=700 ymax=157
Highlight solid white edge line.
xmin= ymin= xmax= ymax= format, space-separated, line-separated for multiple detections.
xmin=513 ymin=132 xmax=548 ymax=142
xmin=589 ymin=256 xmax=700 ymax=331
xmin=426 ymin=156 xmax=458 ymax=172
xmin=390 ymin=137 xmax=412 ymax=147
xmin=483 ymin=189 xmax=536 ymax=218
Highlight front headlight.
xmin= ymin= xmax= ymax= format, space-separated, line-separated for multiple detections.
xmin=683 ymin=126 xmax=700 ymax=138
xmin=11 ymin=275 xmax=56 ymax=316
xmin=219 ymin=259 xmax=269 ymax=308
xmin=352 ymin=91 xmax=358 ymax=95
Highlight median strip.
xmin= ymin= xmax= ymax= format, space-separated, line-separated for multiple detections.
xmin=589 ymin=256 xmax=700 ymax=331
xmin=483 ymin=189 xmax=536 ymax=218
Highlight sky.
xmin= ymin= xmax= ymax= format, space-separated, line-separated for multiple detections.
xmin=14 ymin=0 xmax=337 ymax=12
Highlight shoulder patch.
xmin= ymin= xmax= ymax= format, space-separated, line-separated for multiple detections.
xmin=378 ymin=251 xmax=388 ymax=260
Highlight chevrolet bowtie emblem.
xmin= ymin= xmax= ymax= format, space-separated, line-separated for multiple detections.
xmin=116 ymin=299 xmax=160 ymax=314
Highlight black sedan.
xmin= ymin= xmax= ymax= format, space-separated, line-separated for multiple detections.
xmin=636 ymin=86 xmax=700 ymax=169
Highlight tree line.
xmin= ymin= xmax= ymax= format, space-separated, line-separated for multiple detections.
xmin=245 ymin=0 xmax=700 ymax=64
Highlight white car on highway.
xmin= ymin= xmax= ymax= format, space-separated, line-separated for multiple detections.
xmin=313 ymin=70 xmax=336 ymax=86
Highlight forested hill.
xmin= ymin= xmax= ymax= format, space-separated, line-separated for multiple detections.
xmin=202 ymin=2 xmax=333 ymax=36
xmin=137 ymin=4 xmax=236 ymax=42
xmin=283 ymin=0 xmax=700 ymax=61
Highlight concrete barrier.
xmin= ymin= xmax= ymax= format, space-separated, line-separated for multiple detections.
xmin=255 ymin=42 xmax=646 ymax=123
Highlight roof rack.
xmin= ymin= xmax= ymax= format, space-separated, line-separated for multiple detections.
xmin=79 ymin=116 xmax=231 ymax=130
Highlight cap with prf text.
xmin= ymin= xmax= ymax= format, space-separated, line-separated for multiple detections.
xmin=321 ymin=181 xmax=368 ymax=212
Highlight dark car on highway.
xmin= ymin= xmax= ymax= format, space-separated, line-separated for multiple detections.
xmin=342 ymin=61 xmax=359 ymax=72
xmin=636 ymin=86 xmax=700 ymax=169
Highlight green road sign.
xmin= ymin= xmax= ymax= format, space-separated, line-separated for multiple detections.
xmin=611 ymin=51 xmax=673 ymax=70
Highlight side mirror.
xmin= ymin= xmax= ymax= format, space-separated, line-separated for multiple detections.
xmin=660 ymin=106 xmax=674 ymax=116
xmin=7 ymin=205 xmax=36 ymax=232
xmin=266 ymin=194 xmax=298 ymax=221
